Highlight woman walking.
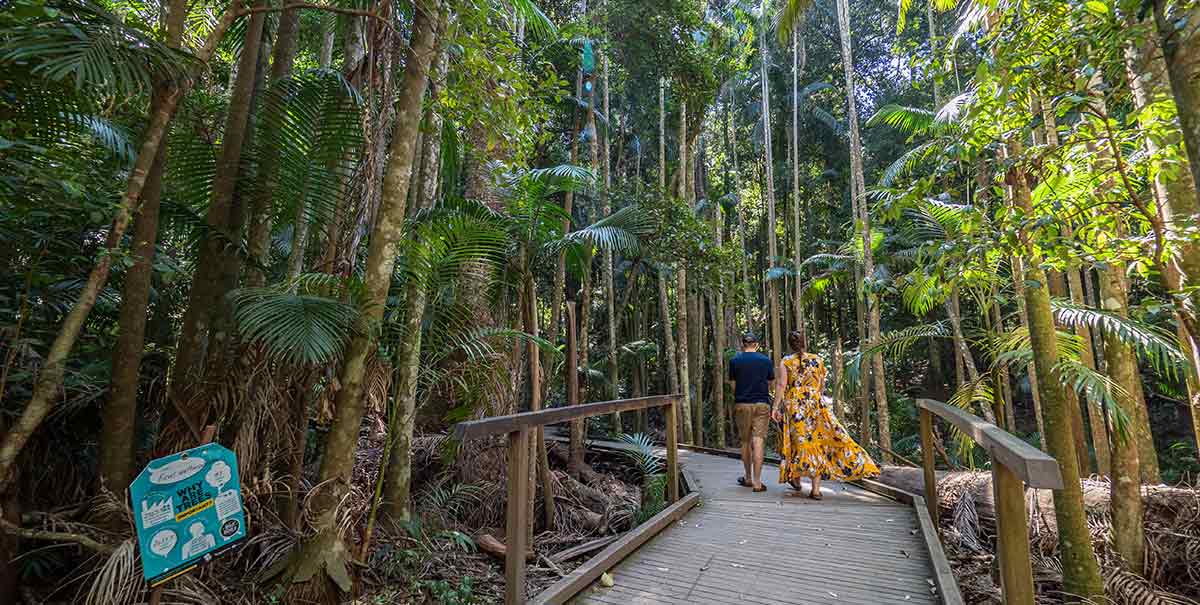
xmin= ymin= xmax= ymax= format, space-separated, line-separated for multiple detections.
xmin=772 ymin=330 xmax=879 ymax=499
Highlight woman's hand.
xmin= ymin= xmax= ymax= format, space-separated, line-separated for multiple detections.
xmin=771 ymin=408 xmax=783 ymax=423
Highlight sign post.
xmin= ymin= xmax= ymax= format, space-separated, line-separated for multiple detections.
xmin=131 ymin=432 xmax=245 ymax=597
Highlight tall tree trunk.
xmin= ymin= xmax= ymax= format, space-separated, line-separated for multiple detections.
xmin=0 ymin=7 xmax=241 ymax=487
xmin=1097 ymin=268 xmax=1146 ymax=576
xmin=1008 ymin=140 xmax=1105 ymax=601
xmin=1012 ymin=256 xmax=1048 ymax=445
xmin=170 ymin=5 xmax=267 ymax=424
xmin=713 ymin=190 xmax=728 ymax=447
xmin=602 ymin=53 xmax=620 ymax=430
xmin=836 ymin=0 xmax=890 ymax=460
xmin=791 ymin=29 xmax=806 ymax=339
xmin=1126 ymin=11 xmax=1200 ymax=455
xmin=380 ymin=30 xmax=450 ymax=521
xmin=729 ymin=92 xmax=753 ymax=327
xmin=99 ymin=0 xmax=189 ymax=494
xmin=676 ymin=100 xmax=694 ymax=444
xmin=658 ymin=269 xmax=680 ymax=399
xmin=550 ymin=66 xmax=585 ymax=379
xmin=286 ymin=16 xmax=337 ymax=284
xmin=279 ymin=2 xmax=442 ymax=596
xmin=1046 ymin=270 xmax=1093 ymax=473
xmin=246 ymin=7 xmax=300 ymax=287
xmin=760 ymin=3 xmax=782 ymax=365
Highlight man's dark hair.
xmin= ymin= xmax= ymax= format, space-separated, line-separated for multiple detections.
xmin=741 ymin=332 xmax=759 ymax=346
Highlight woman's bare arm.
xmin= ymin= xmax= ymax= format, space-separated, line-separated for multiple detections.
xmin=772 ymin=362 xmax=787 ymax=421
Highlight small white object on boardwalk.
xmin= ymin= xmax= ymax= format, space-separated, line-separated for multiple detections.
xmin=570 ymin=449 xmax=944 ymax=605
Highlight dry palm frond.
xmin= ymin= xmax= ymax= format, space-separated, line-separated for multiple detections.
xmin=1106 ymin=569 xmax=1197 ymax=605
xmin=85 ymin=539 xmax=142 ymax=605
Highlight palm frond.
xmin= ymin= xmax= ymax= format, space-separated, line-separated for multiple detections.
xmin=1 ymin=0 xmax=196 ymax=98
xmin=229 ymin=287 xmax=359 ymax=366
xmin=511 ymin=0 xmax=558 ymax=41
xmin=775 ymin=0 xmax=817 ymax=43
xmin=617 ymin=433 xmax=664 ymax=478
xmin=552 ymin=205 xmax=655 ymax=256
xmin=1050 ymin=299 xmax=1187 ymax=378
xmin=862 ymin=322 xmax=949 ymax=358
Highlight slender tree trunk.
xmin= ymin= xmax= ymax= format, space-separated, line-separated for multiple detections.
xmin=550 ymin=67 xmax=585 ymax=373
xmin=170 ymin=4 xmax=268 ymax=422
xmin=676 ymin=100 xmax=694 ymax=444
xmin=1070 ymin=266 xmax=1110 ymax=476
xmin=792 ymin=29 xmax=806 ymax=338
xmin=380 ymin=34 xmax=450 ymax=518
xmin=760 ymin=4 xmax=782 ymax=365
xmin=657 ymin=268 xmax=681 ymax=402
xmin=99 ymin=0 xmax=188 ymax=494
xmin=0 ymin=7 xmax=241 ymax=487
xmin=246 ymin=7 xmax=300 ymax=287
xmin=1096 ymin=268 xmax=1146 ymax=576
xmin=1008 ymin=140 xmax=1105 ymax=601
xmin=729 ymin=92 xmax=753 ymax=327
xmin=285 ymin=19 xmax=337 ymax=284
xmin=602 ymin=53 xmax=619 ymax=430
xmin=280 ymin=2 xmax=442 ymax=595
xmin=836 ymin=0 xmax=890 ymax=460
xmin=1012 ymin=256 xmax=1047 ymax=445
xmin=1046 ymin=270 xmax=1093 ymax=473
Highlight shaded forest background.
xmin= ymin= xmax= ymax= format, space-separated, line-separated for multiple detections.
xmin=1 ymin=0 xmax=1199 ymax=602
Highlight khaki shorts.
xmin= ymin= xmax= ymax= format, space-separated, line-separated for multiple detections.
xmin=735 ymin=403 xmax=770 ymax=443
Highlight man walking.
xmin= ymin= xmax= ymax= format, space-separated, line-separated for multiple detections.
xmin=728 ymin=332 xmax=774 ymax=492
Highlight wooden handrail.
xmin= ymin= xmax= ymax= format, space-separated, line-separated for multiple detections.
xmin=452 ymin=394 xmax=682 ymax=605
xmin=916 ymin=398 xmax=1060 ymax=605
xmin=452 ymin=395 xmax=679 ymax=441
xmin=916 ymin=399 xmax=1063 ymax=489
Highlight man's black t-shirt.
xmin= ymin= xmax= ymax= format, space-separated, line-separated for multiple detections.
xmin=728 ymin=351 xmax=775 ymax=404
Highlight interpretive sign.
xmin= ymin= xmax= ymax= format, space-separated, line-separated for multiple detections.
xmin=130 ymin=443 xmax=247 ymax=585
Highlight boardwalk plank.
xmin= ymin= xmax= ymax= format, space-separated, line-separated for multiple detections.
xmin=566 ymin=446 xmax=951 ymax=605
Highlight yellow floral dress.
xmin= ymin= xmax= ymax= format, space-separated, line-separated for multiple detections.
xmin=779 ymin=353 xmax=880 ymax=483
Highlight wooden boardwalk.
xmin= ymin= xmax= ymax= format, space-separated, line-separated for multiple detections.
xmin=569 ymin=449 xmax=946 ymax=605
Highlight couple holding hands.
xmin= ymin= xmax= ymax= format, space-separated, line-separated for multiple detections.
xmin=728 ymin=330 xmax=880 ymax=498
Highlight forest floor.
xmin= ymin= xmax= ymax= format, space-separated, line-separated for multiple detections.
xmin=348 ymin=424 xmax=651 ymax=604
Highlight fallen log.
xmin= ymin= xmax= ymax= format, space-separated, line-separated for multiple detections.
xmin=476 ymin=533 xmax=535 ymax=562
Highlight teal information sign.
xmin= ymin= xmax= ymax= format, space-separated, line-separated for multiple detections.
xmin=130 ymin=443 xmax=247 ymax=585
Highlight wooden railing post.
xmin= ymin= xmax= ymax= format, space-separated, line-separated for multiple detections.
xmin=991 ymin=463 xmax=1034 ymax=605
xmin=665 ymin=398 xmax=679 ymax=504
xmin=506 ymin=428 xmax=531 ymax=605
xmin=918 ymin=407 xmax=938 ymax=526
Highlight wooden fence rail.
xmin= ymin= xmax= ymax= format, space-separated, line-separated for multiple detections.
xmin=916 ymin=398 xmax=1062 ymax=605
xmin=451 ymin=394 xmax=682 ymax=605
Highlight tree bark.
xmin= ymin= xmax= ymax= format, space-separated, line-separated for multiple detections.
xmin=1096 ymin=268 xmax=1146 ymax=576
xmin=1008 ymin=140 xmax=1105 ymax=601
xmin=246 ymin=6 xmax=300 ymax=287
xmin=279 ymin=1 xmax=441 ymax=595
xmin=836 ymin=0 xmax=890 ymax=460
xmin=550 ymin=66 xmax=585 ymax=379
xmin=676 ymin=100 xmax=694 ymax=444
xmin=759 ymin=2 xmax=782 ymax=365
xmin=791 ymin=29 xmax=806 ymax=339
xmin=170 ymin=4 xmax=268 ymax=424
xmin=602 ymin=53 xmax=620 ymax=430
xmin=99 ymin=0 xmax=188 ymax=495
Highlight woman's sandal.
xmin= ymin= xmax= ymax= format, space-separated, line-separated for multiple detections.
xmin=753 ymin=485 xmax=768 ymax=493
xmin=737 ymin=476 xmax=750 ymax=487
xmin=809 ymin=489 xmax=823 ymax=500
